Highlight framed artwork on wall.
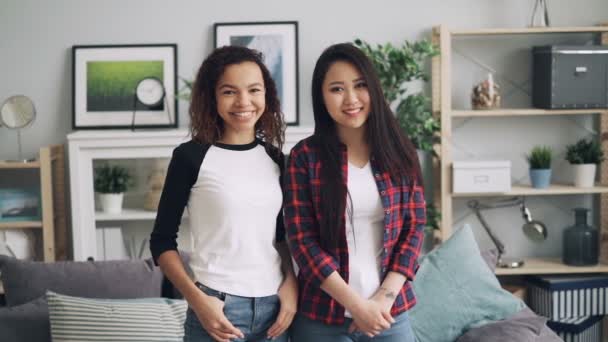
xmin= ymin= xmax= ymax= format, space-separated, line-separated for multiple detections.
xmin=72 ymin=44 xmax=178 ymax=130
xmin=214 ymin=21 xmax=299 ymax=125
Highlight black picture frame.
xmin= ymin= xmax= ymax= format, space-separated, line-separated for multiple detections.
xmin=72 ymin=44 xmax=178 ymax=130
xmin=214 ymin=21 xmax=299 ymax=126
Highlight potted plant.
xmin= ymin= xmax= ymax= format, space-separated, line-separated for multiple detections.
xmin=565 ymin=138 xmax=605 ymax=188
xmin=526 ymin=145 xmax=552 ymax=188
xmin=94 ymin=164 xmax=134 ymax=214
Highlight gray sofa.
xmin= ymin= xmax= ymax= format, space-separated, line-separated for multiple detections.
xmin=0 ymin=255 xmax=184 ymax=342
xmin=0 ymin=247 xmax=562 ymax=342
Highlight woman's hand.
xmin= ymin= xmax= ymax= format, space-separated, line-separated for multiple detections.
xmin=347 ymin=298 xmax=394 ymax=337
xmin=267 ymin=273 xmax=298 ymax=339
xmin=190 ymin=291 xmax=244 ymax=342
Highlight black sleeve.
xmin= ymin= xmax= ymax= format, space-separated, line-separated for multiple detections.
xmin=149 ymin=141 xmax=207 ymax=265
xmin=263 ymin=143 xmax=287 ymax=244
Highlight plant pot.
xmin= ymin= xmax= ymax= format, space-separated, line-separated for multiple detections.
xmin=529 ymin=168 xmax=551 ymax=189
xmin=572 ymin=164 xmax=596 ymax=188
xmin=99 ymin=193 xmax=124 ymax=214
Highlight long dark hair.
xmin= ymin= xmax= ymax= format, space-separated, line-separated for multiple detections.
xmin=311 ymin=43 xmax=422 ymax=250
xmin=190 ymin=45 xmax=284 ymax=152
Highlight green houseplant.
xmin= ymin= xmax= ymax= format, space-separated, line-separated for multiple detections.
xmin=565 ymin=138 xmax=605 ymax=187
xmin=526 ymin=145 xmax=552 ymax=188
xmin=94 ymin=164 xmax=134 ymax=214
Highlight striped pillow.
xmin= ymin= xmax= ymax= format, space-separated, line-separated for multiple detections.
xmin=46 ymin=291 xmax=187 ymax=342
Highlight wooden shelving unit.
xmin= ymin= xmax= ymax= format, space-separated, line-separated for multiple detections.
xmin=453 ymin=184 xmax=608 ymax=198
xmin=452 ymin=108 xmax=608 ymax=118
xmin=0 ymin=145 xmax=68 ymax=262
xmin=432 ymin=25 xmax=608 ymax=276
xmin=495 ymin=258 xmax=608 ymax=276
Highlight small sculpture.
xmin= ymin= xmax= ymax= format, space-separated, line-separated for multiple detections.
xmin=143 ymin=159 xmax=168 ymax=211
xmin=471 ymin=73 xmax=501 ymax=110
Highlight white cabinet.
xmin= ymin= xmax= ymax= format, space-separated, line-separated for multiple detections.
xmin=67 ymin=127 xmax=313 ymax=261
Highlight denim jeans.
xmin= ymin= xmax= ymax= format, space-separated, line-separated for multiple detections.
xmin=184 ymin=283 xmax=287 ymax=342
xmin=290 ymin=311 xmax=416 ymax=342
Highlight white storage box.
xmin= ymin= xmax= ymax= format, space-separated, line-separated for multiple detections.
xmin=452 ymin=161 xmax=511 ymax=194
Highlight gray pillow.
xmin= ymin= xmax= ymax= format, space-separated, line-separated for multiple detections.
xmin=457 ymin=307 xmax=562 ymax=342
xmin=0 ymin=297 xmax=50 ymax=342
xmin=0 ymin=255 xmax=163 ymax=306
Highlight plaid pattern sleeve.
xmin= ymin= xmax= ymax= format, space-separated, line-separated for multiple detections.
xmin=389 ymin=179 xmax=426 ymax=280
xmin=284 ymin=144 xmax=339 ymax=287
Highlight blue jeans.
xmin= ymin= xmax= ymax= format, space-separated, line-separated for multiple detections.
xmin=184 ymin=283 xmax=287 ymax=342
xmin=290 ymin=312 xmax=416 ymax=342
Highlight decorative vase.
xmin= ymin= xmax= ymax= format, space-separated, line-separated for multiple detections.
xmin=99 ymin=193 xmax=124 ymax=214
xmin=572 ymin=164 xmax=596 ymax=188
xmin=529 ymin=168 xmax=551 ymax=189
xmin=530 ymin=0 xmax=550 ymax=27
xmin=563 ymin=208 xmax=598 ymax=266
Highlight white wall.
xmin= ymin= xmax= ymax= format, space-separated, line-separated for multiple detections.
xmin=1 ymin=0 xmax=607 ymax=258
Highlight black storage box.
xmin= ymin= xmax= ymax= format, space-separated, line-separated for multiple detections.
xmin=532 ymin=45 xmax=608 ymax=109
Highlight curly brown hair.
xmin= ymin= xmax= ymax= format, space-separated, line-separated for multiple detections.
xmin=189 ymin=45 xmax=284 ymax=151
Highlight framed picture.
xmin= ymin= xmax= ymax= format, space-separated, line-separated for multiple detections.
xmin=72 ymin=44 xmax=178 ymax=129
xmin=214 ymin=21 xmax=299 ymax=125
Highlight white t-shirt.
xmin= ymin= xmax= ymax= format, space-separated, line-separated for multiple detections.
xmin=344 ymin=162 xmax=384 ymax=317
xmin=150 ymin=140 xmax=284 ymax=297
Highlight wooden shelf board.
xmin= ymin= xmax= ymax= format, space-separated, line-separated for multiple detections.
xmin=495 ymin=257 xmax=608 ymax=275
xmin=452 ymin=108 xmax=608 ymax=118
xmin=450 ymin=26 xmax=608 ymax=36
xmin=95 ymin=208 xmax=157 ymax=221
xmin=452 ymin=184 xmax=608 ymax=198
xmin=0 ymin=161 xmax=40 ymax=169
xmin=0 ymin=221 xmax=43 ymax=229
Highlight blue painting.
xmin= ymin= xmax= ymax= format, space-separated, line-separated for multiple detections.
xmin=230 ymin=35 xmax=284 ymax=105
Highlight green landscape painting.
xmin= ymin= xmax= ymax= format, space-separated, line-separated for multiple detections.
xmin=86 ymin=61 xmax=163 ymax=111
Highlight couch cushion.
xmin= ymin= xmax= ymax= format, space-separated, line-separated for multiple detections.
xmin=0 ymin=255 xmax=163 ymax=306
xmin=409 ymin=224 xmax=525 ymax=342
xmin=0 ymin=296 xmax=50 ymax=342
xmin=456 ymin=307 xmax=562 ymax=342
xmin=47 ymin=291 xmax=187 ymax=342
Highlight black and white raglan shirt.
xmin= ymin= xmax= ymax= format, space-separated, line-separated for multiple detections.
xmin=150 ymin=139 xmax=285 ymax=297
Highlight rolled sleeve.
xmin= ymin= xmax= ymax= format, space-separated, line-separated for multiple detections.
xmin=284 ymin=148 xmax=339 ymax=286
xmin=389 ymin=180 xmax=426 ymax=280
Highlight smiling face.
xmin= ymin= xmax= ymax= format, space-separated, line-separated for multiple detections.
xmin=215 ymin=61 xmax=266 ymax=143
xmin=322 ymin=60 xmax=371 ymax=134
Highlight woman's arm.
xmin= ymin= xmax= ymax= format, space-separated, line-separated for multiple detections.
xmin=283 ymin=147 xmax=340 ymax=286
xmin=149 ymin=145 xmax=243 ymax=342
xmin=388 ymin=179 xmax=426 ymax=280
xmin=266 ymin=241 xmax=298 ymax=339
xmin=157 ymin=251 xmax=243 ymax=342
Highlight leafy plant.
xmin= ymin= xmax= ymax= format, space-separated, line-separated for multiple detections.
xmin=176 ymin=77 xmax=194 ymax=101
xmin=526 ymin=146 xmax=552 ymax=169
xmin=353 ymin=38 xmax=440 ymax=153
xmin=94 ymin=164 xmax=134 ymax=194
xmin=425 ymin=203 xmax=441 ymax=232
xmin=565 ymin=138 xmax=605 ymax=164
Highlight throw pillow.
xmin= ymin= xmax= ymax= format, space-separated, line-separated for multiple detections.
xmin=47 ymin=291 xmax=187 ymax=342
xmin=409 ymin=224 xmax=525 ymax=342
xmin=0 ymin=255 xmax=163 ymax=306
xmin=456 ymin=307 xmax=561 ymax=342
xmin=0 ymin=296 xmax=50 ymax=342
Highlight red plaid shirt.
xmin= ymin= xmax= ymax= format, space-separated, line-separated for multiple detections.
xmin=284 ymin=136 xmax=426 ymax=325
